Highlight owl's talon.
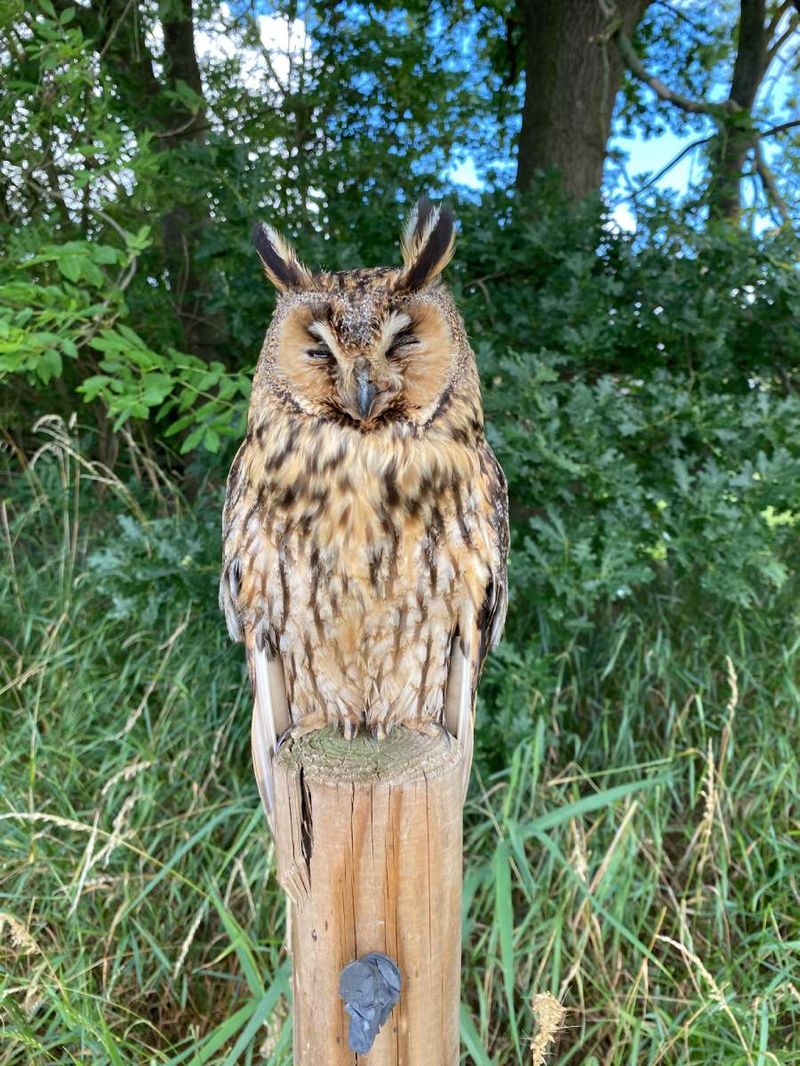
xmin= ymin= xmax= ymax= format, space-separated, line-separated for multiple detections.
xmin=275 ymin=726 xmax=294 ymax=753
xmin=278 ymin=713 xmax=329 ymax=746
xmin=407 ymin=720 xmax=444 ymax=739
xmin=343 ymin=720 xmax=357 ymax=742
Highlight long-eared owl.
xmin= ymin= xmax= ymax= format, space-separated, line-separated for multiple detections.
xmin=220 ymin=199 xmax=508 ymax=824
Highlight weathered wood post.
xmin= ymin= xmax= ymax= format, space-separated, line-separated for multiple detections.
xmin=272 ymin=727 xmax=464 ymax=1064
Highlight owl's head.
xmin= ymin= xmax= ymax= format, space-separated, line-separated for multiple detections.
xmin=253 ymin=199 xmax=465 ymax=429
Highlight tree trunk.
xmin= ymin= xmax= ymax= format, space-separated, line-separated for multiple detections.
xmin=159 ymin=0 xmax=227 ymax=361
xmin=707 ymin=0 xmax=767 ymax=221
xmin=91 ymin=0 xmax=162 ymax=120
xmin=515 ymin=0 xmax=650 ymax=200
xmin=86 ymin=0 xmax=226 ymax=359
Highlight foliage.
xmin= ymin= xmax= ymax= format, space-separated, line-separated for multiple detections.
xmin=452 ymin=190 xmax=800 ymax=766
xmin=0 ymin=233 xmax=145 ymax=386
xmin=3 ymin=0 xmax=800 ymax=443
xmin=0 ymin=228 xmax=250 ymax=452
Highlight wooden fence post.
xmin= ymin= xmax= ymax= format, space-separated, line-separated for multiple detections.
xmin=272 ymin=726 xmax=464 ymax=1064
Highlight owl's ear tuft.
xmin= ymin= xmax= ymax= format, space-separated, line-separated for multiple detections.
xmin=398 ymin=197 xmax=456 ymax=291
xmin=252 ymin=222 xmax=312 ymax=292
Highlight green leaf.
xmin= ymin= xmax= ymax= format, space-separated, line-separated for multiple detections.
xmin=460 ymin=1005 xmax=496 ymax=1066
xmin=140 ymin=372 xmax=175 ymax=407
xmin=207 ymin=887 xmax=263 ymax=997
xmin=80 ymin=259 xmax=105 ymax=288
xmin=515 ymin=775 xmax=669 ymax=837
xmin=90 ymin=245 xmax=120 ymax=265
xmin=218 ymin=969 xmax=290 ymax=1066
xmin=58 ymin=256 xmax=82 ymax=283
xmin=493 ymin=844 xmax=521 ymax=1056
xmin=203 ymin=427 xmax=220 ymax=452
xmin=116 ymin=324 xmax=149 ymax=349
xmin=127 ymin=226 xmax=152 ymax=253
xmin=89 ymin=334 xmax=127 ymax=354
xmin=78 ymin=375 xmax=112 ymax=402
xmin=180 ymin=424 xmax=208 ymax=453
xmin=38 ymin=348 xmax=62 ymax=383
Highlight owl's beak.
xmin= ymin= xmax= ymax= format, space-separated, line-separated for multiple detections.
xmin=355 ymin=365 xmax=379 ymax=421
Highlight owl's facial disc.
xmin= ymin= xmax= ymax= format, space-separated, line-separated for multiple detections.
xmin=275 ymin=301 xmax=455 ymax=427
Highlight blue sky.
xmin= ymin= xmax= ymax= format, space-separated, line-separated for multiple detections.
xmin=607 ymin=128 xmax=707 ymax=228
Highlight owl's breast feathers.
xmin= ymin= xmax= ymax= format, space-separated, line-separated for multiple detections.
xmin=221 ymin=380 xmax=508 ymax=739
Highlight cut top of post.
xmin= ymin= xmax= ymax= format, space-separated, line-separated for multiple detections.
xmin=275 ymin=726 xmax=462 ymax=785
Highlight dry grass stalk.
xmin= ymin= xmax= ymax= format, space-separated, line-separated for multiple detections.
xmin=0 ymin=912 xmax=40 ymax=956
xmin=719 ymin=654 xmax=738 ymax=774
xmin=100 ymin=758 xmax=155 ymax=797
xmin=530 ymin=992 xmax=565 ymax=1065
xmin=695 ymin=739 xmax=716 ymax=883
xmin=656 ymin=933 xmax=756 ymax=1065
xmin=173 ymin=902 xmax=209 ymax=980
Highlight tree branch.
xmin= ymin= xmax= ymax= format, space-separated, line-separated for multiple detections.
xmin=759 ymin=117 xmax=800 ymax=138
xmin=596 ymin=2 xmax=734 ymax=115
xmin=96 ymin=0 xmax=137 ymax=62
xmin=754 ymin=140 xmax=791 ymax=224
xmin=765 ymin=14 xmax=799 ymax=66
xmin=616 ymin=119 xmax=798 ymax=207
xmin=652 ymin=0 xmax=708 ymax=35
xmin=765 ymin=0 xmax=793 ymax=41
xmin=622 ymin=135 xmax=714 ymax=200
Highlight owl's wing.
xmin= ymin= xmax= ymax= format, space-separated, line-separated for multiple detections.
xmin=444 ymin=445 xmax=509 ymax=797
xmin=220 ymin=444 xmax=290 ymax=830
xmin=246 ymin=630 xmax=290 ymax=827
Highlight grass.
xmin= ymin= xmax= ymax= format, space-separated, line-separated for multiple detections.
xmin=1 ymin=417 xmax=799 ymax=1064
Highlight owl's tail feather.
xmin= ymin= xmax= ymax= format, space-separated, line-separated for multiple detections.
xmin=444 ymin=607 xmax=477 ymax=800
xmin=248 ymin=636 xmax=291 ymax=830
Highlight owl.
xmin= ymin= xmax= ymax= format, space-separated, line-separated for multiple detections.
xmin=220 ymin=199 xmax=508 ymax=824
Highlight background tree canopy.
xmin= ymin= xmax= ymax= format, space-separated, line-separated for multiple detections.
xmin=2 ymin=2 xmax=800 ymax=1063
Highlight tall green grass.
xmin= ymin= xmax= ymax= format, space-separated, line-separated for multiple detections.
xmin=1 ymin=420 xmax=799 ymax=1064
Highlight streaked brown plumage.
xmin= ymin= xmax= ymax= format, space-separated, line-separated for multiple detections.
xmin=220 ymin=199 xmax=508 ymax=822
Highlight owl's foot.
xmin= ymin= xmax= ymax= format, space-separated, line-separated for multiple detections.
xmin=407 ymin=719 xmax=449 ymax=739
xmin=276 ymin=712 xmax=330 ymax=751
xmin=279 ymin=717 xmax=446 ymax=747
xmin=368 ymin=719 xmax=451 ymax=743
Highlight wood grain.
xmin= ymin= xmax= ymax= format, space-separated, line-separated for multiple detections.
xmin=273 ymin=727 xmax=463 ymax=1065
